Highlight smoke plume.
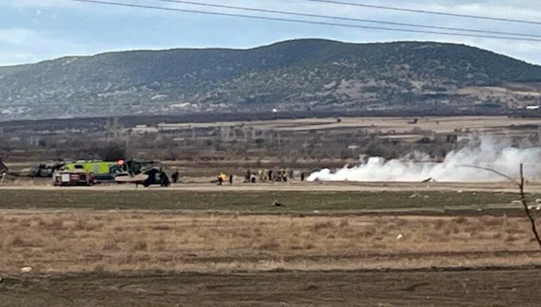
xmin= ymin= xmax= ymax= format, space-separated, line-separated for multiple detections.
xmin=307 ymin=135 xmax=541 ymax=182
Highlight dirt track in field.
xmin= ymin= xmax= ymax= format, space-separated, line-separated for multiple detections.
xmin=0 ymin=180 xmax=537 ymax=193
xmin=1 ymin=268 xmax=540 ymax=307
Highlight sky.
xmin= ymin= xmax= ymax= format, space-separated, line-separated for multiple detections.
xmin=1 ymin=0 xmax=541 ymax=66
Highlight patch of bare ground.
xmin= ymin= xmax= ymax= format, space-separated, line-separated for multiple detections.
xmin=2 ymin=269 xmax=541 ymax=307
xmin=0 ymin=212 xmax=540 ymax=274
xmin=1 ymin=269 xmax=539 ymax=307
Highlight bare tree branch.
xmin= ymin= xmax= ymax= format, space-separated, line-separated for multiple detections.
xmin=458 ymin=165 xmax=520 ymax=187
xmin=459 ymin=164 xmax=541 ymax=250
xmin=518 ymin=164 xmax=541 ymax=250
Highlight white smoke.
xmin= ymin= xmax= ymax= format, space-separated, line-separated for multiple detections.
xmin=308 ymin=135 xmax=541 ymax=182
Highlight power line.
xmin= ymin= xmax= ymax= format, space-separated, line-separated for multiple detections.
xmin=68 ymin=0 xmax=541 ymax=42
xmin=301 ymin=0 xmax=541 ymax=26
xmin=149 ymin=0 xmax=541 ymax=38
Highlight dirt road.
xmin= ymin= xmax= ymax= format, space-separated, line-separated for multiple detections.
xmin=1 ymin=268 xmax=539 ymax=306
xmin=0 ymin=180 xmax=535 ymax=193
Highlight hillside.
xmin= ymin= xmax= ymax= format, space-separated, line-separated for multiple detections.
xmin=1 ymin=39 xmax=541 ymax=120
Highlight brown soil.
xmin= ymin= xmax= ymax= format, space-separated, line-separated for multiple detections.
xmin=1 ymin=269 xmax=540 ymax=306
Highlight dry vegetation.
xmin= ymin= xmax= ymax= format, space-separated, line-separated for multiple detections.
xmin=2 ymin=116 xmax=541 ymax=163
xmin=1 ymin=212 xmax=540 ymax=274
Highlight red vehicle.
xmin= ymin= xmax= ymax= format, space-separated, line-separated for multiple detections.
xmin=53 ymin=170 xmax=96 ymax=187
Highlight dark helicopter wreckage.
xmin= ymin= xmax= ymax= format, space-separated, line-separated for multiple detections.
xmin=0 ymin=158 xmax=171 ymax=187
xmin=0 ymin=158 xmax=65 ymax=179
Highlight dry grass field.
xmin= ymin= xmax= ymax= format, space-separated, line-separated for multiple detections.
xmin=2 ymin=209 xmax=541 ymax=306
xmin=136 ymin=116 xmax=541 ymax=135
xmin=1 ymin=212 xmax=540 ymax=273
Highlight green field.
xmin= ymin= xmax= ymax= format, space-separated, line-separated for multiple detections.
xmin=0 ymin=190 xmax=534 ymax=212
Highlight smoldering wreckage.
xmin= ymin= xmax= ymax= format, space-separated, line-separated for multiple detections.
xmin=308 ymin=136 xmax=541 ymax=183
xmin=0 ymin=158 xmax=172 ymax=187
xmin=0 ymin=157 xmax=306 ymax=187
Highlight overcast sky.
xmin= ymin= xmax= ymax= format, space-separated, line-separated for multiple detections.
xmin=1 ymin=0 xmax=541 ymax=66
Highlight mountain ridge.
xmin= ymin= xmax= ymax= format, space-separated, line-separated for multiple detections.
xmin=1 ymin=39 xmax=541 ymax=120
xmin=3 ymin=38 xmax=540 ymax=67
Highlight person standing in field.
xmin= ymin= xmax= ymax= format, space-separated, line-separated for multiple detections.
xmin=160 ymin=172 xmax=170 ymax=187
xmin=172 ymin=169 xmax=180 ymax=183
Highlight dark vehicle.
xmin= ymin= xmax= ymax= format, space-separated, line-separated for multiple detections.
xmin=116 ymin=167 xmax=171 ymax=187
xmin=142 ymin=168 xmax=170 ymax=187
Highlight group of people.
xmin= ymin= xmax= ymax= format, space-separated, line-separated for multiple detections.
xmin=215 ymin=168 xmax=306 ymax=185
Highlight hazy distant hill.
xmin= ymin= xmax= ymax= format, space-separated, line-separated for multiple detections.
xmin=1 ymin=39 xmax=541 ymax=120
